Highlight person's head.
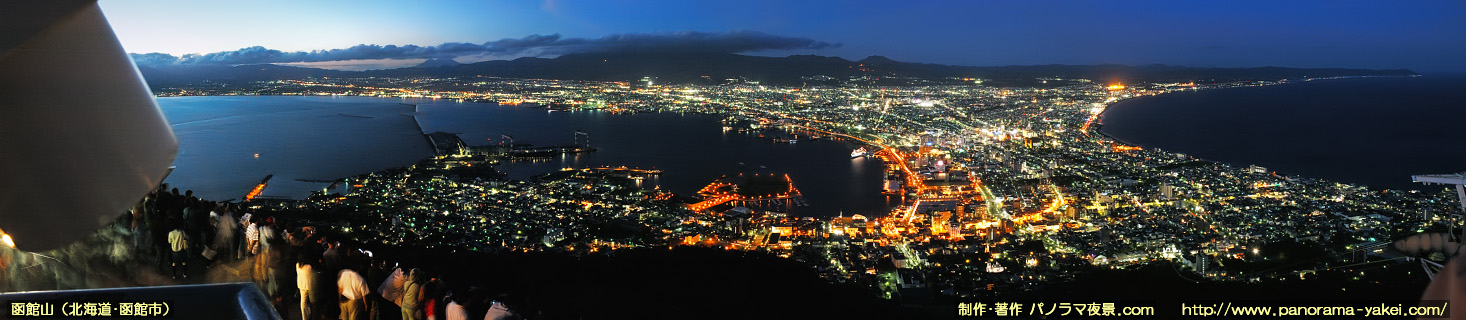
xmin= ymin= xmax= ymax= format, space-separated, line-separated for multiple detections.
xmin=493 ymin=294 xmax=517 ymax=311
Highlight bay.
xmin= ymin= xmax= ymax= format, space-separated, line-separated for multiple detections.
xmin=159 ymin=96 xmax=891 ymax=217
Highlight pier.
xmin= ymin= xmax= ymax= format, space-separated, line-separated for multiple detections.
xmin=560 ymin=166 xmax=662 ymax=180
xmin=689 ymin=173 xmax=809 ymax=212
xmin=507 ymin=145 xmax=597 ymax=158
xmin=578 ymin=166 xmax=661 ymax=175
xmin=425 ymin=131 xmax=468 ymax=155
xmin=400 ymin=103 xmax=443 ymax=156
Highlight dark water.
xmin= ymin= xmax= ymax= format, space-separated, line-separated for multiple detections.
xmin=160 ymin=96 xmax=433 ymax=200
xmin=1099 ymin=75 xmax=1466 ymax=190
xmin=160 ymin=96 xmax=890 ymax=217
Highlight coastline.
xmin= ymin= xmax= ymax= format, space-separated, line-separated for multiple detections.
xmin=1086 ymin=75 xmax=1436 ymax=190
xmin=159 ymin=96 xmax=887 ymax=216
xmin=1091 ymin=86 xmax=1202 ymax=149
xmin=1091 ymin=75 xmax=1421 ymax=135
xmin=157 ymin=74 xmax=1435 ymax=201
xmin=133 ymin=76 xmax=1455 ymax=301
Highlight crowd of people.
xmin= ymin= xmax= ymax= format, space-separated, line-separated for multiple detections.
xmin=126 ymin=184 xmax=523 ymax=320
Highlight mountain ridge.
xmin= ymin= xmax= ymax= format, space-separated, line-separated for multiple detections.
xmin=134 ymin=52 xmax=1419 ymax=88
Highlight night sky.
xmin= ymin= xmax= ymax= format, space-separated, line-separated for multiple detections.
xmin=100 ymin=0 xmax=1466 ymax=72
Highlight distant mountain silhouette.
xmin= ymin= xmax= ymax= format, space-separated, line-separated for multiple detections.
xmin=414 ymin=57 xmax=461 ymax=68
xmin=857 ymin=55 xmax=899 ymax=65
xmin=134 ymin=52 xmax=1419 ymax=88
xmin=137 ymin=64 xmax=352 ymax=88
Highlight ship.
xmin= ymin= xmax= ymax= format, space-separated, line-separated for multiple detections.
xmin=244 ymin=174 xmax=273 ymax=201
xmin=851 ymin=147 xmax=868 ymax=159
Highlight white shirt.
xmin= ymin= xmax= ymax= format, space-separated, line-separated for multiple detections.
xmin=483 ymin=302 xmax=514 ymax=320
xmin=245 ymin=223 xmax=259 ymax=242
xmin=216 ymin=213 xmax=235 ymax=232
xmin=257 ymin=225 xmax=274 ymax=251
xmin=445 ymin=301 xmax=469 ymax=320
xmin=295 ymin=263 xmax=314 ymax=291
xmin=338 ymin=269 xmax=368 ymax=301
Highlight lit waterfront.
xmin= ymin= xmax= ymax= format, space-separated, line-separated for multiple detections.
xmin=160 ymin=95 xmax=891 ymax=217
xmin=174 ymin=74 xmax=1448 ymax=300
xmin=1099 ymin=75 xmax=1466 ymax=190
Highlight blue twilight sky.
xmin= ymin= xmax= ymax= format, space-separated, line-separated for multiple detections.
xmin=99 ymin=0 xmax=1466 ymax=72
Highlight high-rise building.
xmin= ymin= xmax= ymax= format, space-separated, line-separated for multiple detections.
xmin=1195 ymin=255 xmax=1208 ymax=276
xmin=921 ymin=133 xmax=939 ymax=147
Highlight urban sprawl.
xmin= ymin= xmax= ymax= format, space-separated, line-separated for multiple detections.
xmin=163 ymin=74 xmax=1452 ymax=300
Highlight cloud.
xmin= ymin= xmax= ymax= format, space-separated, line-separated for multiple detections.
xmin=277 ymin=58 xmax=430 ymax=71
xmin=130 ymin=31 xmax=840 ymax=67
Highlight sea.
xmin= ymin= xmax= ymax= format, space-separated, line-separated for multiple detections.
xmin=162 ymin=76 xmax=1462 ymax=216
xmin=1099 ymin=74 xmax=1466 ymax=190
xmin=158 ymin=96 xmax=893 ymax=218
